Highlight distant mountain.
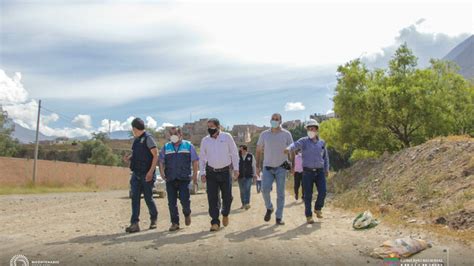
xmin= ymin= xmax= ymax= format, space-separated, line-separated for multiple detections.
xmin=444 ymin=35 xmax=474 ymax=79
xmin=108 ymin=130 xmax=132 ymax=140
xmin=12 ymin=123 xmax=55 ymax=144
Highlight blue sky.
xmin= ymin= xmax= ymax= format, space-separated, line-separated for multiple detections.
xmin=0 ymin=0 xmax=472 ymax=137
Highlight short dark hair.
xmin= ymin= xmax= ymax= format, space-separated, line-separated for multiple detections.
xmin=131 ymin=117 xmax=145 ymax=130
xmin=271 ymin=113 xmax=282 ymax=121
xmin=239 ymin=144 xmax=248 ymax=151
xmin=208 ymin=118 xmax=220 ymax=127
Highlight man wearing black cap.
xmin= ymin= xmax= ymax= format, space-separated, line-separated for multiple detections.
xmin=124 ymin=117 xmax=159 ymax=233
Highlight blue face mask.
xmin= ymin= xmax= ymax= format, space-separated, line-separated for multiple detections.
xmin=270 ymin=120 xmax=280 ymax=128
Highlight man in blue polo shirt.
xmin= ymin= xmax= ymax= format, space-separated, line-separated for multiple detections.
xmin=124 ymin=118 xmax=159 ymax=233
xmin=159 ymin=127 xmax=199 ymax=232
xmin=285 ymin=119 xmax=329 ymax=224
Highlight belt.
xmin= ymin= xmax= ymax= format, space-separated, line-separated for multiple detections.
xmin=206 ymin=165 xmax=230 ymax=173
xmin=303 ymin=167 xmax=323 ymax=172
xmin=265 ymin=166 xmax=281 ymax=170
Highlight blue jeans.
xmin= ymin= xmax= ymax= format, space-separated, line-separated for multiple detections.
xmin=262 ymin=166 xmax=287 ymax=220
xmin=130 ymin=173 xmax=158 ymax=224
xmin=256 ymin=180 xmax=262 ymax=193
xmin=166 ymin=179 xmax=191 ymax=225
xmin=238 ymin=177 xmax=252 ymax=205
xmin=302 ymin=170 xmax=327 ymax=217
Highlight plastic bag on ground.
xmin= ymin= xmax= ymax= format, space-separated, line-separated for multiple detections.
xmin=370 ymin=238 xmax=430 ymax=259
xmin=353 ymin=210 xmax=379 ymax=229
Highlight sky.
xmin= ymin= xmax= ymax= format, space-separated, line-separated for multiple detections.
xmin=0 ymin=0 xmax=472 ymax=138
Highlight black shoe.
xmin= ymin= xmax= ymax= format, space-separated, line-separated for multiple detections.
xmin=264 ymin=209 xmax=273 ymax=222
xmin=276 ymin=219 xmax=285 ymax=225
xmin=125 ymin=223 xmax=140 ymax=233
xmin=149 ymin=219 xmax=157 ymax=229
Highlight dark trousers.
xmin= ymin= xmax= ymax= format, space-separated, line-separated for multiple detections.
xmin=206 ymin=170 xmax=233 ymax=226
xmin=302 ymin=170 xmax=327 ymax=217
xmin=294 ymin=172 xmax=304 ymax=199
xmin=166 ymin=179 xmax=191 ymax=225
xmin=130 ymin=174 xmax=158 ymax=224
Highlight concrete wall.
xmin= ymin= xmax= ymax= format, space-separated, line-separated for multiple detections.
xmin=0 ymin=157 xmax=131 ymax=189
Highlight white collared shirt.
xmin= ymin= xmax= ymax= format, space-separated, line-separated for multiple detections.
xmin=199 ymin=131 xmax=239 ymax=176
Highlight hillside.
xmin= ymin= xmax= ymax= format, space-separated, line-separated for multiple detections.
xmin=329 ymin=136 xmax=473 ymax=234
xmin=444 ymin=35 xmax=474 ymax=80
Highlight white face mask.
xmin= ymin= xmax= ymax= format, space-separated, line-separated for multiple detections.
xmin=307 ymin=131 xmax=318 ymax=139
xmin=170 ymin=135 xmax=180 ymax=143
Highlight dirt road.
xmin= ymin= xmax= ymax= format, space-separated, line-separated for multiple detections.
xmin=1 ymin=187 xmax=472 ymax=265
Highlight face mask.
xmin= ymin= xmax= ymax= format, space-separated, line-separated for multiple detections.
xmin=307 ymin=131 xmax=318 ymax=139
xmin=208 ymin=127 xmax=218 ymax=136
xmin=270 ymin=120 xmax=280 ymax=128
xmin=170 ymin=135 xmax=179 ymax=143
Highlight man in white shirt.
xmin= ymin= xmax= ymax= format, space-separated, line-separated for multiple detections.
xmin=199 ymin=118 xmax=240 ymax=231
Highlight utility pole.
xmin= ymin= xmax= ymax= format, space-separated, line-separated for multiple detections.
xmin=108 ymin=119 xmax=111 ymax=137
xmin=32 ymin=99 xmax=41 ymax=185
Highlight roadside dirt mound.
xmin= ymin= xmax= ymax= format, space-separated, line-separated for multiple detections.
xmin=329 ymin=136 xmax=474 ymax=231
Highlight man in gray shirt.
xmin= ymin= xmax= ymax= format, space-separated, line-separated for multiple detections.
xmin=256 ymin=113 xmax=294 ymax=225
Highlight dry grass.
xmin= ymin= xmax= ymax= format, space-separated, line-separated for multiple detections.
xmin=328 ymin=136 xmax=474 ymax=241
xmin=0 ymin=180 xmax=101 ymax=195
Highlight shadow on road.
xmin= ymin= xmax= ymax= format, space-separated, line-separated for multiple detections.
xmin=260 ymin=222 xmax=321 ymax=241
xmin=46 ymin=229 xmax=216 ymax=248
xmin=225 ymin=224 xmax=278 ymax=242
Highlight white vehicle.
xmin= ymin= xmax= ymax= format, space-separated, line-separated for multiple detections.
xmin=128 ymin=167 xmax=166 ymax=198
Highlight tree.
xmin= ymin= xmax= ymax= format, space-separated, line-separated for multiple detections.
xmin=288 ymin=124 xmax=306 ymax=141
xmin=331 ymin=43 xmax=474 ymax=158
xmin=92 ymin=132 xmax=109 ymax=142
xmin=0 ymin=106 xmax=21 ymax=157
xmin=87 ymin=141 xmax=120 ymax=166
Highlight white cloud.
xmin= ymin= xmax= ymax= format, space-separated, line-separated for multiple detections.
xmin=363 ymin=20 xmax=470 ymax=68
xmin=98 ymin=116 xmax=135 ymax=132
xmin=1 ymin=70 xmax=94 ymax=138
xmin=284 ymin=102 xmax=306 ymax=112
xmin=72 ymin=114 xmax=92 ymax=129
xmin=145 ymin=116 xmax=158 ymax=129
xmin=157 ymin=122 xmax=175 ymax=131
xmin=0 ymin=70 xmax=28 ymax=105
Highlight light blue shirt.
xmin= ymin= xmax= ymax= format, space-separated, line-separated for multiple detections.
xmin=288 ymin=137 xmax=329 ymax=172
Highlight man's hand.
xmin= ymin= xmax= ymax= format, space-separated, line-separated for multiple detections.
xmin=291 ymin=168 xmax=295 ymax=175
xmin=233 ymin=170 xmax=239 ymax=181
xmin=201 ymin=175 xmax=206 ymax=183
xmin=192 ymin=173 xmax=198 ymax=184
xmin=256 ymin=167 xmax=261 ymax=177
xmin=123 ymin=154 xmax=131 ymax=163
xmin=283 ymin=148 xmax=290 ymax=155
xmin=145 ymin=171 xmax=153 ymax=182
xmin=324 ymin=171 xmax=329 ymax=178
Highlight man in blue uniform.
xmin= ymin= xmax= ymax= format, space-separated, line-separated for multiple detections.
xmin=159 ymin=127 xmax=199 ymax=232
xmin=285 ymin=119 xmax=329 ymax=224
xmin=124 ymin=118 xmax=159 ymax=233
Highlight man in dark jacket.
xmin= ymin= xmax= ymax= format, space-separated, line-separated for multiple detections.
xmin=238 ymin=145 xmax=257 ymax=210
xmin=124 ymin=118 xmax=158 ymax=233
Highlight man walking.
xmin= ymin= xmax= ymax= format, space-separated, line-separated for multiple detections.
xmin=124 ymin=118 xmax=159 ymax=233
xmin=199 ymin=118 xmax=240 ymax=231
xmin=237 ymin=144 xmax=257 ymax=210
xmin=159 ymin=127 xmax=199 ymax=232
xmin=285 ymin=119 xmax=329 ymax=224
xmin=256 ymin=113 xmax=294 ymax=225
